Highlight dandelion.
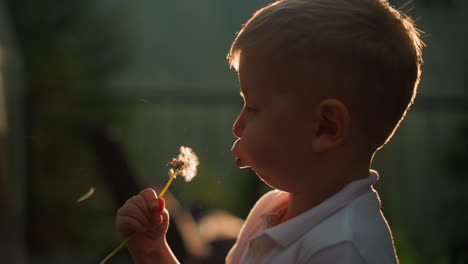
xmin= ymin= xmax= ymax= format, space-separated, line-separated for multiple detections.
xmin=100 ymin=146 xmax=199 ymax=264
xmin=159 ymin=146 xmax=199 ymax=197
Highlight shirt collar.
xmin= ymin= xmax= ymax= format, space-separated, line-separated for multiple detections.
xmin=257 ymin=170 xmax=379 ymax=247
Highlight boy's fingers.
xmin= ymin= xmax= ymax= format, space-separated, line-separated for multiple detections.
xmin=131 ymin=195 xmax=152 ymax=220
xmin=146 ymin=208 xmax=170 ymax=240
xmin=117 ymin=202 xmax=150 ymax=228
xmin=139 ymin=188 xmax=160 ymax=211
xmin=157 ymin=197 xmax=165 ymax=214
xmin=116 ymin=215 xmax=147 ymax=236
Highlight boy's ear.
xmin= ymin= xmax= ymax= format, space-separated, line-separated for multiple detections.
xmin=311 ymin=99 xmax=350 ymax=152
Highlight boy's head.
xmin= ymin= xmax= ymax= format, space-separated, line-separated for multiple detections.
xmin=228 ymin=0 xmax=424 ymax=152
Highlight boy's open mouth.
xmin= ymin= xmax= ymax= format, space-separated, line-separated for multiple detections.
xmin=234 ymin=156 xmax=249 ymax=168
xmin=231 ymin=140 xmax=243 ymax=168
xmin=235 ymin=157 xmax=243 ymax=168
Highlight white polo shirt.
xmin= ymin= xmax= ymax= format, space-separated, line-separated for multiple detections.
xmin=226 ymin=170 xmax=398 ymax=264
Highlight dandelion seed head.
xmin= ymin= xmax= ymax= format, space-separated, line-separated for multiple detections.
xmin=177 ymin=146 xmax=199 ymax=181
xmin=168 ymin=146 xmax=199 ymax=182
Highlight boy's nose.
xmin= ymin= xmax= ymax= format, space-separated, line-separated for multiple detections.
xmin=232 ymin=112 xmax=245 ymax=138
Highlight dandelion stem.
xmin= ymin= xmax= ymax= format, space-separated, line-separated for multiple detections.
xmin=99 ymin=235 xmax=132 ymax=264
xmin=159 ymin=169 xmax=177 ymax=198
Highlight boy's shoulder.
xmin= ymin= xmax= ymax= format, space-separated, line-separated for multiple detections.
xmin=296 ymin=190 xmax=398 ymax=263
xmin=233 ymin=175 xmax=398 ymax=263
xmin=244 ymin=189 xmax=288 ymax=224
xmin=257 ymin=189 xmax=285 ymax=205
xmin=257 ymin=173 xmax=397 ymax=263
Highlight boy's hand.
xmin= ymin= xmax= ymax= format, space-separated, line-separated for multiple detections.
xmin=116 ymin=188 xmax=174 ymax=262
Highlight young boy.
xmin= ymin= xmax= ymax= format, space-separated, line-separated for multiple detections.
xmin=115 ymin=0 xmax=423 ymax=263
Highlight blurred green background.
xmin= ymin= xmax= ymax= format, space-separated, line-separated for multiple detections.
xmin=0 ymin=0 xmax=467 ymax=263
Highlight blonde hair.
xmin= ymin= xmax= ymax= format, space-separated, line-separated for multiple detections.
xmin=227 ymin=0 xmax=424 ymax=150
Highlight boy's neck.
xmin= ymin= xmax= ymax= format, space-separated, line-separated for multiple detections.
xmin=281 ymin=158 xmax=371 ymax=223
